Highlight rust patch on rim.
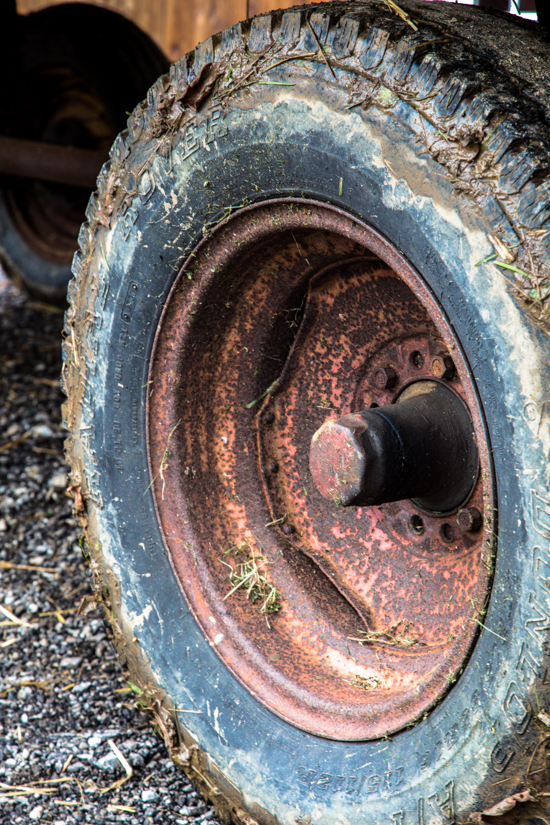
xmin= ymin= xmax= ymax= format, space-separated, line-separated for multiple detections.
xmin=148 ymin=199 xmax=495 ymax=741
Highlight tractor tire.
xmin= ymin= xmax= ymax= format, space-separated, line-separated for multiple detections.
xmin=64 ymin=3 xmax=550 ymax=823
xmin=0 ymin=5 xmax=167 ymax=302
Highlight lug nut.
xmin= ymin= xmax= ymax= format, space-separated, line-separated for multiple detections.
xmin=457 ymin=507 xmax=482 ymax=533
xmin=431 ymin=355 xmax=456 ymax=381
xmin=372 ymin=366 xmax=398 ymax=390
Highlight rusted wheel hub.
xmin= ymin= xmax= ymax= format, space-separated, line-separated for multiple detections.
xmin=149 ymin=199 xmax=494 ymax=740
xmin=310 ymin=380 xmax=479 ymax=510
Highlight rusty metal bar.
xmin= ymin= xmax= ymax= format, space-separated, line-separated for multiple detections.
xmin=0 ymin=135 xmax=107 ymax=188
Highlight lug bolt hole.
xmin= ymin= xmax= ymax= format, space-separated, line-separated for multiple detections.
xmin=410 ymin=351 xmax=424 ymax=369
xmin=440 ymin=523 xmax=455 ymax=543
xmin=409 ymin=514 xmax=425 ymax=536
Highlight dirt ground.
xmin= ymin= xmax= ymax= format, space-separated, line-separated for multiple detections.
xmin=0 ymin=270 xmax=222 ymax=825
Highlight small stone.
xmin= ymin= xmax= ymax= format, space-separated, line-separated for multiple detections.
xmin=66 ymin=760 xmax=86 ymax=773
xmin=129 ymin=752 xmax=145 ymax=768
xmin=142 ymin=789 xmax=159 ymax=803
xmin=25 ymin=465 xmax=42 ymax=480
xmin=20 ymin=712 xmax=29 ymax=724
xmin=97 ymin=752 xmax=120 ymax=772
xmin=88 ymin=735 xmax=102 ymax=749
xmin=72 ymin=681 xmax=92 ymax=694
xmin=28 ymin=556 xmax=44 ymax=565
xmin=32 ymin=424 xmax=55 ymax=440
xmin=98 ymin=728 xmax=122 ymax=742
xmin=29 ymin=805 xmax=43 ymax=820
xmin=49 ymin=472 xmax=68 ymax=490
xmin=59 ymin=656 xmax=82 ymax=669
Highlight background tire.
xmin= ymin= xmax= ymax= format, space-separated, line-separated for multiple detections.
xmin=65 ymin=3 xmax=550 ymax=822
xmin=0 ymin=5 xmax=168 ymax=301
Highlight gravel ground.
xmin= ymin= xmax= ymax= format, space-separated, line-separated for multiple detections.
xmin=0 ymin=271 xmax=222 ymax=825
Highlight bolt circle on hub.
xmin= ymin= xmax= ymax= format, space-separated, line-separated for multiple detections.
xmin=148 ymin=199 xmax=495 ymax=741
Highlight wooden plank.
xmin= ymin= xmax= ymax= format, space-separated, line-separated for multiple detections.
xmin=16 ymin=0 xmax=320 ymax=62
xmin=249 ymin=0 xmax=318 ymax=15
xmin=17 ymin=0 xmax=169 ymax=59
xmin=163 ymin=0 xmax=246 ymax=61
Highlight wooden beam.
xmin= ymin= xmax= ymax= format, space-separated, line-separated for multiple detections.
xmin=163 ymin=0 xmax=247 ymax=62
xmin=17 ymin=0 xmax=321 ymax=63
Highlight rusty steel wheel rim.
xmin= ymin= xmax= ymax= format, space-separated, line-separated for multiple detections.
xmin=148 ymin=199 xmax=495 ymax=741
